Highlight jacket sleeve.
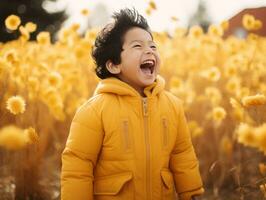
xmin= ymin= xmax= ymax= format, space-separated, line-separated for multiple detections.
xmin=61 ymin=102 xmax=104 ymax=200
xmin=169 ymin=100 xmax=204 ymax=200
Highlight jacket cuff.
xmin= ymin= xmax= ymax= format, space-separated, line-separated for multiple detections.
xmin=173 ymin=167 xmax=203 ymax=193
xmin=179 ymin=187 xmax=204 ymax=200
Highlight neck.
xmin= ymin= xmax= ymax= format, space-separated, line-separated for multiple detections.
xmin=116 ymin=76 xmax=146 ymax=97
xmin=129 ymin=84 xmax=146 ymax=97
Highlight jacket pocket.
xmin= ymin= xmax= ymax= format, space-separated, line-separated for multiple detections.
xmin=161 ymin=169 xmax=175 ymax=200
xmin=121 ymin=119 xmax=134 ymax=153
xmin=94 ymin=172 xmax=134 ymax=200
xmin=122 ymin=120 xmax=130 ymax=150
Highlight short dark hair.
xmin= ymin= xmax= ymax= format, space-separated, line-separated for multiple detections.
xmin=91 ymin=8 xmax=152 ymax=79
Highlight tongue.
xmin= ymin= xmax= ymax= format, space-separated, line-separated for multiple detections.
xmin=141 ymin=67 xmax=151 ymax=75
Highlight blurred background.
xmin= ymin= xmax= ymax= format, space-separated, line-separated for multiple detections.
xmin=1 ymin=0 xmax=266 ymax=42
xmin=0 ymin=0 xmax=266 ymax=200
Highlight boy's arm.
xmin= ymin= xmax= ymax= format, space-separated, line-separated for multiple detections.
xmin=169 ymin=101 xmax=204 ymax=200
xmin=61 ymin=104 xmax=103 ymax=200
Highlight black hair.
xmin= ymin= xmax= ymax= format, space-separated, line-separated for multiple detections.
xmin=91 ymin=8 xmax=152 ymax=79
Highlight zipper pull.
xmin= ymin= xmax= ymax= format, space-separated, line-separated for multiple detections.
xmin=142 ymin=98 xmax=148 ymax=117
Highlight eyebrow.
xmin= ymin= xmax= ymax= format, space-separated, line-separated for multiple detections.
xmin=129 ymin=40 xmax=155 ymax=45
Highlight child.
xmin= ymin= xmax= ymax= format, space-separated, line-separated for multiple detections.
xmin=61 ymin=8 xmax=204 ymax=200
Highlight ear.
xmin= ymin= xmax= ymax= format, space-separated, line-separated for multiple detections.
xmin=106 ymin=60 xmax=121 ymax=74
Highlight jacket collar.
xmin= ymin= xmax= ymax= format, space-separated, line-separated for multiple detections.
xmin=94 ymin=75 xmax=165 ymax=98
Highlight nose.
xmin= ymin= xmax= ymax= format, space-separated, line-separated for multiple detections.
xmin=144 ymin=47 xmax=153 ymax=54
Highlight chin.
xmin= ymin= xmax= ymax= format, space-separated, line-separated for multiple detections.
xmin=142 ymin=79 xmax=155 ymax=86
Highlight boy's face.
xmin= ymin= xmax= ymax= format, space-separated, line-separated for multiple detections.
xmin=115 ymin=27 xmax=160 ymax=94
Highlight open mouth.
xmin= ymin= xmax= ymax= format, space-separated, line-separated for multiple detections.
xmin=140 ymin=59 xmax=155 ymax=75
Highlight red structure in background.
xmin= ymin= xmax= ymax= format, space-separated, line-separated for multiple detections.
xmin=224 ymin=6 xmax=266 ymax=38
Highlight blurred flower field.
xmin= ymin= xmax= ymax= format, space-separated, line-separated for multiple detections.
xmin=0 ymin=11 xmax=266 ymax=200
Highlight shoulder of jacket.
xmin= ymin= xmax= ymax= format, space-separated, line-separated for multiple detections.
xmin=162 ymin=91 xmax=183 ymax=108
xmin=72 ymin=94 xmax=105 ymax=122
xmin=75 ymin=93 xmax=115 ymax=117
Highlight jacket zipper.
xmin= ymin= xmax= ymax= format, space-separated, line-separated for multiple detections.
xmin=142 ymin=98 xmax=151 ymax=200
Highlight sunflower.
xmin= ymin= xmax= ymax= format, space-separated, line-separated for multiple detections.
xmin=220 ymin=20 xmax=229 ymax=31
xmin=37 ymin=32 xmax=51 ymax=45
xmin=81 ymin=9 xmax=89 ymax=16
xmin=5 ymin=15 xmax=21 ymax=30
xmin=253 ymin=20 xmax=263 ymax=30
xmin=236 ymin=123 xmax=257 ymax=147
xmin=48 ymin=71 xmax=62 ymax=88
xmin=201 ymin=67 xmax=221 ymax=82
xmin=6 ymin=95 xmax=26 ymax=115
xmin=24 ymin=127 xmax=39 ymax=144
xmin=0 ymin=125 xmax=27 ymax=150
xmin=149 ymin=1 xmax=157 ymax=10
xmin=242 ymin=94 xmax=266 ymax=107
xmin=242 ymin=14 xmax=255 ymax=31
xmin=208 ymin=24 xmax=224 ymax=37
xmin=212 ymin=106 xmax=226 ymax=121
xmin=220 ymin=136 xmax=232 ymax=155
xmin=25 ymin=22 xmax=37 ymax=33
xmin=19 ymin=25 xmax=30 ymax=41
xmin=188 ymin=25 xmax=203 ymax=38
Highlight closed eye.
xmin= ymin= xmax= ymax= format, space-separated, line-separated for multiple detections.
xmin=151 ymin=45 xmax=157 ymax=49
xmin=133 ymin=44 xmax=141 ymax=48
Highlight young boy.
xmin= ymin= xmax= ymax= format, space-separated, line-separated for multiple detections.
xmin=61 ymin=8 xmax=204 ymax=200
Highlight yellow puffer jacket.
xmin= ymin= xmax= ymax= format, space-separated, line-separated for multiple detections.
xmin=61 ymin=75 xmax=204 ymax=200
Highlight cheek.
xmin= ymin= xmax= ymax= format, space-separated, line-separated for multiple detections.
xmin=120 ymin=54 xmax=140 ymax=73
xmin=121 ymin=51 xmax=140 ymax=65
xmin=155 ymin=53 xmax=161 ymax=66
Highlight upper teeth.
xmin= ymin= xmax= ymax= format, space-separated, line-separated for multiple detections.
xmin=142 ymin=60 xmax=154 ymax=65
